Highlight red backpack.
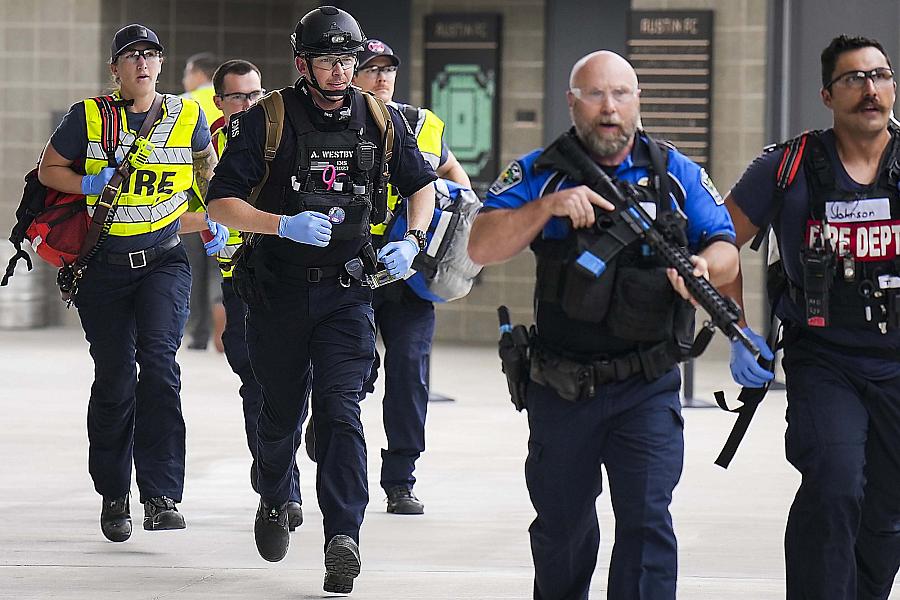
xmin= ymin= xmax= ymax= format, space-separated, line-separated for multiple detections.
xmin=2 ymin=96 xmax=122 ymax=286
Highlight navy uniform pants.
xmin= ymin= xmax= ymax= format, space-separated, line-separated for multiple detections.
xmin=782 ymin=341 xmax=900 ymax=600
xmin=74 ymin=242 xmax=190 ymax=503
xmin=366 ymin=288 xmax=435 ymax=492
xmin=247 ymin=278 xmax=375 ymax=544
xmin=221 ymin=279 xmax=303 ymax=504
xmin=525 ymin=368 xmax=684 ymax=600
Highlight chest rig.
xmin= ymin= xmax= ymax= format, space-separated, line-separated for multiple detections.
xmin=280 ymin=89 xmax=386 ymax=240
xmin=776 ymin=131 xmax=900 ymax=333
xmin=531 ymin=137 xmax=694 ymax=355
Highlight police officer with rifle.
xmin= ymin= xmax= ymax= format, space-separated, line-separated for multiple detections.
xmin=469 ymin=51 xmax=744 ymax=600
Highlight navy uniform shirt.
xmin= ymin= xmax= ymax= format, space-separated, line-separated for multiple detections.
xmin=731 ymin=129 xmax=900 ymax=379
xmin=207 ymin=82 xmax=436 ymax=268
xmin=50 ymin=98 xmax=210 ymax=253
xmin=483 ymin=133 xmax=736 ymax=356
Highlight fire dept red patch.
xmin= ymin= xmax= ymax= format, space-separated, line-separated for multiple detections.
xmin=806 ymin=219 xmax=900 ymax=261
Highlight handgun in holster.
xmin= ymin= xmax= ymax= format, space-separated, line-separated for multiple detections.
xmin=497 ymin=306 xmax=530 ymax=411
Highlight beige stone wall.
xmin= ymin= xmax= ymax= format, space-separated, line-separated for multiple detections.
xmin=409 ymin=0 xmax=544 ymax=342
xmin=0 ymin=0 xmax=106 ymax=236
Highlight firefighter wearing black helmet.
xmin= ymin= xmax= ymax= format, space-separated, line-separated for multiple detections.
xmin=207 ymin=6 xmax=436 ymax=595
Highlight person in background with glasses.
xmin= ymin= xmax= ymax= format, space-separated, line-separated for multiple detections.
xmin=207 ymin=7 xmax=435 ymax=594
xmin=181 ymin=52 xmax=225 ymax=351
xmin=468 ymin=50 xmax=740 ymax=600
xmin=207 ymin=58 xmax=306 ymax=533
xmin=304 ymin=38 xmax=471 ymax=516
xmin=37 ymin=23 xmax=223 ymax=543
xmin=721 ymin=34 xmax=900 ymax=600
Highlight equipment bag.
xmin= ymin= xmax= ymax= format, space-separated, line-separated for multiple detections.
xmin=386 ymin=178 xmax=483 ymax=303
xmin=1 ymin=95 xmax=125 ymax=285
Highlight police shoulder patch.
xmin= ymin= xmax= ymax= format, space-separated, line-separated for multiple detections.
xmin=699 ymin=168 xmax=723 ymax=205
xmin=489 ymin=161 xmax=524 ymax=195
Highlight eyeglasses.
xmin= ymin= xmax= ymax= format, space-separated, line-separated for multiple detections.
xmin=310 ymin=55 xmax=357 ymax=71
xmin=569 ymin=86 xmax=639 ymax=105
xmin=357 ymin=65 xmax=398 ymax=77
xmin=219 ymin=90 xmax=266 ymax=103
xmin=117 ymin=49 xmax=163 ymax=64
xmin=826 ymin=67 xmax=895 ymax=90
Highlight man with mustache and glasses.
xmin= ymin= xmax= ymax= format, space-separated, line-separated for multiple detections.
xmin=721 ymin=35 xmax=900 ymax=600
xmin=468 ymin=51 xmax=739 ymax=599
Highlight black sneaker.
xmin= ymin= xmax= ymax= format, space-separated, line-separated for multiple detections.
xmin=385 ymin=486 xmax=424 ymax=515
xmin=323 ymin=535 xmax=361 ymax=594
xmin=286 ymin=501 xmax=303 ymax=532
xmin=100 ymin=495 xmax=132 ymax=542
xmin=143 ymin=496 xmax=186 ymax=531
xmin=254 ymin=499 xmax=289 ymax=562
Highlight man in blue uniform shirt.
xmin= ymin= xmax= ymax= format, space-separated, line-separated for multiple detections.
xmin=206 ymin=7 xmax=435 ymax=595
xmin=469 ymin=51 xmax=740 ymax=600
xmin=722 ymin=35 xmax=900 ymax=600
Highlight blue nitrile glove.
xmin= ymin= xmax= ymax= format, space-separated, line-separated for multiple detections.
xmin=730 ymin=327 xmax=775 ymax=388
xmin=80 ymin=167 xmax=116 ymax=195
xmin=203 ymin=214 xmax=229 ymax=256
xmin=377 ymin=238 xmax=419 ymax=277
xmin=277 ymin=211 xmax=332 ymax=246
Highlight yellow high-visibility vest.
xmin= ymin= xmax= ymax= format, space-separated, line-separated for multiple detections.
xmin=83 ymin=93 xmax=200 ymax=236
xmin=183 ymin=84 xmax=223 ymax=127
xmin=370 ymin=105 xmax=444 ymax=235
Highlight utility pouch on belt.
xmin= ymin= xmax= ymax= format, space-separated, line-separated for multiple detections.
xmin=605 ymin=266 xmax=676 ymax=342
xmin=232 ymin=244 xmax=273 ymax=309
xmin=529 ymin=345 xmax=593 ymax=402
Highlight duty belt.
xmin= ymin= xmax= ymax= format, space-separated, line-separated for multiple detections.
xmin=274 ymin=262 xmax=366 ymax=286
xmin=98 ymin=235 xmax=181 ymax=268
xmin=530 ymin=341 xmax=677 ymax=402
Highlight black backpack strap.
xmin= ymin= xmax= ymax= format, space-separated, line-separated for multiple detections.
xmin=92 ymin=95 xmax=124 ymax=166
xmin=642 ymin=133 xmax=673 ymax=215
xmin=750 ymin=131 xmax=818 ymax=251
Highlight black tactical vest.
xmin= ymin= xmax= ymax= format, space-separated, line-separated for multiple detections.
xmin=531 ymin=137 xmax=695 ymax=358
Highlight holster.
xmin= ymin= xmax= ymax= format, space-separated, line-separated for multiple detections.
xmin=498 ymin=324 xmax=531 ymax=411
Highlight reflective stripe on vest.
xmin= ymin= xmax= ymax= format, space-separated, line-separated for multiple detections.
xmin=209 ymin=117 xmax=242 ymax=277
xmin=370 ymin=106 xmax=445 ymax=235
xmin=83 ymin=93 xmax=199 ymax=236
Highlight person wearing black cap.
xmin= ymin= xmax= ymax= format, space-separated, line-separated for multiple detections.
xmin=37 ymin=23 xmax=224 ymax=542
xmin=206 ymin=6 xmax=436 ymax=594
xmin=340 ymin=38 xmax=469 ymax=516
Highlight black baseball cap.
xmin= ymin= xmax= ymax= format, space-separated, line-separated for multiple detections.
xmin=110 ymin=24 xmax=164 ymax=62
xmin=357 ymin=39 xmax=400 ymax=69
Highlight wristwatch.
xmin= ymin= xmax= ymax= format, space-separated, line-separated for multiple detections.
xmin=404 ymin=229 xmax=427 ymax=252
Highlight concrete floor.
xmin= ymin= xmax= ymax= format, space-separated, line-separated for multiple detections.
xmin=0 ymin=326 xmax=896 ymax=599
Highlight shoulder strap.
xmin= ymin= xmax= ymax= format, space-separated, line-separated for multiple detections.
xmin=246 ymin=90 xmax=285 ymax=208
xmin=749 ymin=130 xmax=818 ymax=251
xmin=401 ymin=105 xmax=420 ymax=133
xmin=642 ymin=133 xmax=673 ymax=215
xmin=362 ymin=91 xmax=394 ymax=164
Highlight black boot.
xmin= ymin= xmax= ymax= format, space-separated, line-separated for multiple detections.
xmin=286 ymin=501 xmax=303 ymax=531
xmin=254 ymin=499 xmax=289 ymax=562
xmin=386 ymin=486 xmax=424 ymax=515
xmin=100 ymin=495 xmax=132 ymax=542
xmin=323 ymin=535 xmax=361 ymax=594
xmin=143 ymin=496 xmax=185 ymax=531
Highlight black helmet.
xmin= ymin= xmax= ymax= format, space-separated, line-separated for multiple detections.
xmin=291 ymin=6 xmax=365 ymax=56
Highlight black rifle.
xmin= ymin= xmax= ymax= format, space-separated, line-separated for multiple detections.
xmin=535 ymin=131 xmax=759 ymax=356
xmin=497 ymin=305 xmax=530 ymax=411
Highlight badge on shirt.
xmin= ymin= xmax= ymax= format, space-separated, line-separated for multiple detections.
xmin=699 ymin=168 xmax=723 ymax=204
xmin=489 ymin=161 xmax=523 ymax=195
